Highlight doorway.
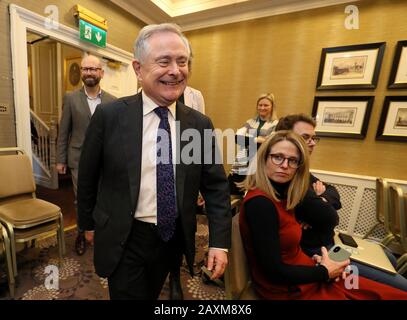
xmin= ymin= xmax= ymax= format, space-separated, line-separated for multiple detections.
xmin=10 ymin=4 xmax=137 ymax=161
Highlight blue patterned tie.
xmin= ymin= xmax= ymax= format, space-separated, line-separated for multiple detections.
xmin=155 ymin=107 xmax=177 ymax=241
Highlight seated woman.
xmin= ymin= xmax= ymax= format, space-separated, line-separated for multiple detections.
xmin=239 ymin=130 xmax=407 ymax=299
xmin=229 ymin=93 xmax=278 ymax=196
xmin=274 ymin=114 xmax=407 ymax=291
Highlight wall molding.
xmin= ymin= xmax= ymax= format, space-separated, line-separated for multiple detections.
xmin=110 ymin=0 xmax=360 ymax=31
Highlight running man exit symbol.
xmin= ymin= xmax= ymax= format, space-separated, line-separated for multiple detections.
xmin=84 ymin=25 xmax=92 ymax=39
xmin=79 ymin=19 xmax=106 ymax=48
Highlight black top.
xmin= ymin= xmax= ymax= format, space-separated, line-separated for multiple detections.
xmin=256 ymin=119 xmax=266 ymax=137
xmin=295 ymin=174 xmax=341 ymax=251
xmin=244 ymin=181 xmax=329 ymax=285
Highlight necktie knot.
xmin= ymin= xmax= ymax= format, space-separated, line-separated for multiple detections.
xmin=154 ymin=107 xmax=169 ymax=121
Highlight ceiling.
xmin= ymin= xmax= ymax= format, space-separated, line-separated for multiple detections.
xmin=109 ymin=0 xmax=360 ymax=31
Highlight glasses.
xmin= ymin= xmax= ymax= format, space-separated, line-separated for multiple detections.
xmin=301 ymin=134 xmax=320 ymax=144
xmin=80 ymin=67 xmax=102 ymax=73
xmin=268 ymin=153 xmax=302 ymax=169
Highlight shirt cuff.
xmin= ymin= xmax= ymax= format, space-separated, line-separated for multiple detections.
xmin=209 ymin=247 xmax=229 ymax=253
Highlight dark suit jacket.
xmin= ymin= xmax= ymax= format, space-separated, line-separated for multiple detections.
xmin=77 ymin=93 xmax=231 ymax=277
xmin=57 ymin=87 xmax=116 ymax=168
xmin=295 ymin=174 xmax=341 ymax=249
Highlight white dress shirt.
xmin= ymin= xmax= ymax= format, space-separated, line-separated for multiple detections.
xmin=183 ymin=86 xmax=205 ymax=115
xmin=84 ymin=87 xmax=102 ymax=115
xmin=134 ymin=92 xmax=176 ymax=224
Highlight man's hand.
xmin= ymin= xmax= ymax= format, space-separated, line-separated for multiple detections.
xmin=206 ymin=248 xmax=228 ymax=279
xmin=312 ymin=180 xmax=326 ymax=196
xmin=56 ymin=163 xmax=67 ymax=175
xmin=301 ymin=222 xmax=312 ymax=230
xmin=255 ymin=136 xmax=266 ymax=144
xmin=197 ymin=194 xmax=205 ymax=207
xmin=85 ymin=230 xmax=94 ymax=245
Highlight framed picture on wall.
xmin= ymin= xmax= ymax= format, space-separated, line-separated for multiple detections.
xmin=312 ymin=96 xmax=374 ymax=139
xmin=376 ymin=96 xmax=407 ymax=141
xmin=316 ymin=42 xmax=386 ymax=90
xmin=65 ymin=56 xmax=82 ymax=92
xmin=388 ymin=40 xmax=407 ymax=89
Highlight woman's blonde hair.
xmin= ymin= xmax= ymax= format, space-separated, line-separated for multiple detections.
xmin=241 ymin=130 xmax=310 ymax=210
xmin=256 ymin=93 xmax=278 ymax=121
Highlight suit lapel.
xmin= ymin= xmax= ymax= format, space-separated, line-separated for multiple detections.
xmin=100 ymin=91 xmax=109 ymax=104
xmin=78 ymin=87 xmax=92 ymax=119
xmin=118 ymin=93 xmax=143 ymax=211
xmin=176 ymin=102 xmax=195 ymax=212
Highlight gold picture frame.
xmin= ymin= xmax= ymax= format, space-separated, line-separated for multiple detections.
xmin=65 ymin=57 xmax=82 ymax=92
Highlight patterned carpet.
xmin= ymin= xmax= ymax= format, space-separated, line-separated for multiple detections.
xmin=0 ymin=216 xmax=226 ymax=300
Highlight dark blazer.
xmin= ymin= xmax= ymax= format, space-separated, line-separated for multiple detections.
xmin=77 ymin=93 xmax=231 ymax=277
xmin=295 ymin=174 xmax=341 ymax=249
xmin=56 ymin=87 xmax=116 ymax=168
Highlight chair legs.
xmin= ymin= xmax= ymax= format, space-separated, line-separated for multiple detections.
xmin=397 ymin=254 xmax=407 ymax=274
xmin=57 ymin=213 xmax=66 ymax=267
xmin=1 ymin=220 xmax=19 ymax=276
xmin=363 ymin=222 xmax=380 ymax=239
xmin=398 ymin=261 xmax=407 ymax=276
xmin=1 ymin=226 xmax=15 ymax=298
xmin=1 ymin=216 xmax=66 ymax=280
xmin=381 ymin=234 xmax=396 ymax=246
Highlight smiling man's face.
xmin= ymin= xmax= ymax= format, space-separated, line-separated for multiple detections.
xmin=133 ymin=31 xmax=189 ymax=106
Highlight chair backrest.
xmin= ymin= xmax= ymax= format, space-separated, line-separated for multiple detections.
xmin=376 ymin=177 xmax=390 ymax=229
xmin=388 ymin=184 xmax=402 ymax=239
xmin=225 ymin=211 xmax=258 ymax=300
xmin=389 ymin=184 xmax=407 ymax=252
xmin=0 ymin=153 xmax=35 ymax=199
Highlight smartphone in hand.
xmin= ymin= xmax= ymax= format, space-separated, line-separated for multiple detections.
xmin=328 ymin=245 xmax=352 ymax=262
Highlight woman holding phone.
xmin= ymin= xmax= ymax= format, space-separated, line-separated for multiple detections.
xmin=239 ymin=130 xmax=407 ymax=299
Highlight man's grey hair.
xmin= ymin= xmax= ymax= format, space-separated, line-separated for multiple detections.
xmin=133 ymin=23 xmax=190 ymax=64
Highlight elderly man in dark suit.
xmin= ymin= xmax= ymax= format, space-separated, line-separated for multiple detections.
xmin=77 ymin=23 xmax=231 ymax=300
xmin=56 ymin=55 xmax=116 ymax=256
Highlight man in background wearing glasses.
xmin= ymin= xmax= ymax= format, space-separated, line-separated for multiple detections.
xmin=275 ymin=114 xmax=341 ymax=256
xmin=56 ymin=54 xmax=116 ymax=256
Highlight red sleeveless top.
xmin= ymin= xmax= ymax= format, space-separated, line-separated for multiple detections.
xmin=239 ymin=188 xmax=407 ymax=300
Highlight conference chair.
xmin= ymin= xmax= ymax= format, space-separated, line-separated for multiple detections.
xmin=200 ymin=196 xmax=244 ymax=288
xmin=388 ymin=184 xmax=407 ymax=275
xmin=364 ymin=178 xmax=393 ymax=242
xmin=0 ymin=148 xmax=65 ymax=278
xmin=0 ymin=224 xmax=15 ymax=297
xmin=224 ymin=200 xmax=259 ymax=300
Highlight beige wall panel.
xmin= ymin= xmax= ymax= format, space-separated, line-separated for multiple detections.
xmin=2 ymin=0 xmax=406 ymax=179
xmin=0 ymin=2 xmax=17 ymax=146
xmin=186 ymin=0 xmax=407 ymax=180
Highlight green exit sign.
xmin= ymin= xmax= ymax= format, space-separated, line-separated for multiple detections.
xmin=79 ymin=19 xmax=106 ymax=48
